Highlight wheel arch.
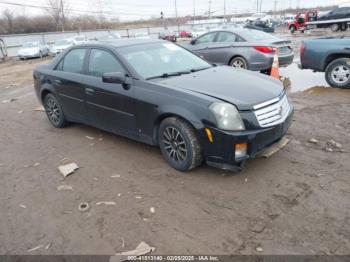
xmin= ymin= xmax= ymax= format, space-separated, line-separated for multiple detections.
xmin=40 ymin=85 xmax=56 ymax=104
xmin=323 ymin=53 xmax=350 ymax=71
xmin=152 ymin=112 xmax=204 ymax=146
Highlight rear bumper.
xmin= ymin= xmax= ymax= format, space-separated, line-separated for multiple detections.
xmin=200 ymin=107 xmax=294 ymax=171
xmin=249 ymin=52 xmax=295 ymax=71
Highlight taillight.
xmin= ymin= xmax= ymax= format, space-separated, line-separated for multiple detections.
xmin=300 ymin=42 xmax=305 ymax=58
xmin=254 ymin=46 xmax=275 ymax=53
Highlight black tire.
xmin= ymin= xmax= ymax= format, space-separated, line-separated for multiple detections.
xmin=229 ymin=56 xmax=248 ymax=69
xmin=330 ymin=23 xmax=340 ymax=32
xmin=341 ymin=23 xmax=348 ymax=31
xmin=158 ymin=117 xmax=203 ymax=172
xmin=290 ymin=26 xmax=296 ymax=34
xmin=325 ymin=58 xmax=350 ymax=89
xmin=43 ymin=93 xmax=68 ymax=128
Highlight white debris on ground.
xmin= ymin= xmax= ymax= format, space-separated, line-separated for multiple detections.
xmin=56 ymin=185 xmax=73 ymax=191
xmin=58 ymin=163 xmax=79 ymax=177
xmin=113 ymin=241 xmax=155 ymax=256
xmin=96 ymin=201 xmax=116 ymax=206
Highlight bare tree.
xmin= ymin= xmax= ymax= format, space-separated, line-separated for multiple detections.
xmin=46 ymin=0 xmax=68 ymax=31
xmin=2 ymin=9 xmax=14 ymax=34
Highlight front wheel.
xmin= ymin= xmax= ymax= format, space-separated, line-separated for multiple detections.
xmin=290 ymin=26 xmax=296 ymax=34
xmin=158 ymin=117 xmax=203 ymax=172
xmin=325 ymin=58 xmax=350 ymax=89
xmin=43 ymin=93 xmax=68 ymax=128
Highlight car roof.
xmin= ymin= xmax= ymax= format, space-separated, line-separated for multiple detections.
xmin=79 ymin=38 xmax=164 ymax=49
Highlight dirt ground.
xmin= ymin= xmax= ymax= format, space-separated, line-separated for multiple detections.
xmin=0 ymin=32 xmax=350 ymax=256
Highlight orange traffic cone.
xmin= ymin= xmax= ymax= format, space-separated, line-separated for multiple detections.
xmin=270 ymin=49 xmax=280 ymax=80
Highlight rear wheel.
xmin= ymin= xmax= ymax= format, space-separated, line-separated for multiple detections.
xmin=230 ymin=57 xmax=248 ymax=69
xmin=39 ymin=51 xmax=43 ymax=59
xmin=341 ymin=23 xmax=348 ymax=31
xmin=158 ymin=117 xmax=203 ymax=172
xmin=325 ymin=58 xmax=350 ymax=89
xmin=330 ymin=23 xmax=340 ymax=32
xmin=43 ymin=93 xmax=68 ymax=128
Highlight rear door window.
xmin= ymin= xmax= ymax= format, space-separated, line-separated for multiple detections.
xmin=195 ymin=32 xmax=217 ymax=44
xmin=59 ymin=48 xmax=86 ymax=74
xmin=88 ymin=49 xmax=124 ymax=77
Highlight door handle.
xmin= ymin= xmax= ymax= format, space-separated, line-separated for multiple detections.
xmin=85 ymin=88 xmax=95 ymax=95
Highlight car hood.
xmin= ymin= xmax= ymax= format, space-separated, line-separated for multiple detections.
xmin=154 ymin=66 xmax=284 ymax=110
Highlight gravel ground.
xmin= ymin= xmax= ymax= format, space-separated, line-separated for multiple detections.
xmin=0 ymin=31 xmax=349 ymax=256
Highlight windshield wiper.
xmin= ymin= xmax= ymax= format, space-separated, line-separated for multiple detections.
xmin=190 ymin=66 xmax=212 ymax=73
xmin=146 ymin=70 xmax=191 ymax=80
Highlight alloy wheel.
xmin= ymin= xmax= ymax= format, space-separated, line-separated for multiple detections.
xmin=162 ymin=127 xmax=187 ymax=162
xmin=46 ymin=97 xmax=61 ymax=125
xmin=232 ymin=59 xmax=246 ymax=69
xmin=331 ymin=65 xmax=350 ymax=84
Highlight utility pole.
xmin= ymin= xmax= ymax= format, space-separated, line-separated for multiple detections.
xmin=175 ymin=0 xmax=178 ymax=19
xmin=260 ymin=0 xmax=263 ymax=14
xmin=275 ymin=0 xmax=278 ymax=18
xmin=224 ymin=0 xmax=226 ymax=22
xmin=208 ymin=0 xmax=211 ymax=19
xmin=193 ymin=0 xmax=196 ymax=25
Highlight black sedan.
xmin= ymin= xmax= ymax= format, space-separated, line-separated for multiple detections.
xmin=34 ymin=39 xmax=293 ymax=172
xmin=244 ymin=20 xmax=275 ymax=33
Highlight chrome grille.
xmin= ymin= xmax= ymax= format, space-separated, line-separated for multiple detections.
xmin=254 ymin=95 xmax=291 ymax=128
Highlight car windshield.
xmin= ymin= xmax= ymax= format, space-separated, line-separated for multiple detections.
xmin=56 ymin=39 xmax=72 ymax=46
xmin=238 ymin=30 xmax=278 ymax=41
xmin=23 ymin=42 xmax=39 ymax=48
xmin=119 ymin=42 xmax=211 ymax=79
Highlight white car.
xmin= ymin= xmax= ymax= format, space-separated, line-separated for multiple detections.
xmin=74 ymin=35 xmax=88 ymax=45
xmin=17 ymin=42 xmax=49 ymax=59
xmin=134 ymin=32 xmax=150 ymax=39
xmin=50 ymin=39 xmax=76 ymax=56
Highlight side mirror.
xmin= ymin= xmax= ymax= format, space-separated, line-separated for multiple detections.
xmin=102 ymin=72 xmax=126 ymax=84
xmin=190 ymin=39 xmax=196 ymax=45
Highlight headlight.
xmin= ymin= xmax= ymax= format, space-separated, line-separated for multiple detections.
xmin=209 ymin=102 xmax=245 ymax=131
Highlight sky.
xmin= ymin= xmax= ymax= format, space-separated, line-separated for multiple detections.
xmin=0 ymin=0 xmax=347 ymax=21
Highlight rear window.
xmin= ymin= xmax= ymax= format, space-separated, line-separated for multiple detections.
xmin=238 ymin=30 xmax=279 ymax=41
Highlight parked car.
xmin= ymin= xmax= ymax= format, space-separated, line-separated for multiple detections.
xmin=50 ymin=38 xmax=76 ymax=56
xmin=33 ymin=39 xmax=293 ymax=172
xmin=159 ymin=31 xmax=177 ymax=42
xmin=179 ymin=30 xmax=193 ymax=38
xmin=134 ymin=32 xmax=150 ymax=39
xmin=184 ymin=29 xmax=294 ymax=72
xmin=74 ymin=35 xmax=88 ymax=45
xmin=244 ymin=20 xmax=275 ymax=33
xmin=18 ymin=42 xmax=49 ymax=59
xmin=318 ymin=7 xmax=350 ymax=21
xmin=98 ymin=32 xmax=122 ymax=42
xmin=299 ymin=36 xmax=350 ymax=89
xmin=191 ymin=28 xmax=208 ymax=38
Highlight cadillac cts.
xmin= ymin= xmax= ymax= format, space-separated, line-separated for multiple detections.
xmin=33 ymin=39 xmax=293 ymax=172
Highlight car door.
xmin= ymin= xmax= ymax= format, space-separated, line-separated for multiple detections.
xmin=83 ymin=48 xmax=137 ymax=138
xmin=189 ymin=32 xmax=217 ymax=61
xmin=50 ymin=48 xmax=88 ymax=122
xmin=208 ymin=31 xmax=243 ymax=65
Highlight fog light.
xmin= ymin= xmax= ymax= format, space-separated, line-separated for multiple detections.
xmin=235 ymin=143 xmax=247 ymax=159
xmin=205 ymin=128 xmax=213 ymax=143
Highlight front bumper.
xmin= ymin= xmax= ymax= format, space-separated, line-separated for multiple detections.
xmin=200 ymin=108 xmax=294 ymax=171
xmin=18 ymin=53 xmax=40 ymax=59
